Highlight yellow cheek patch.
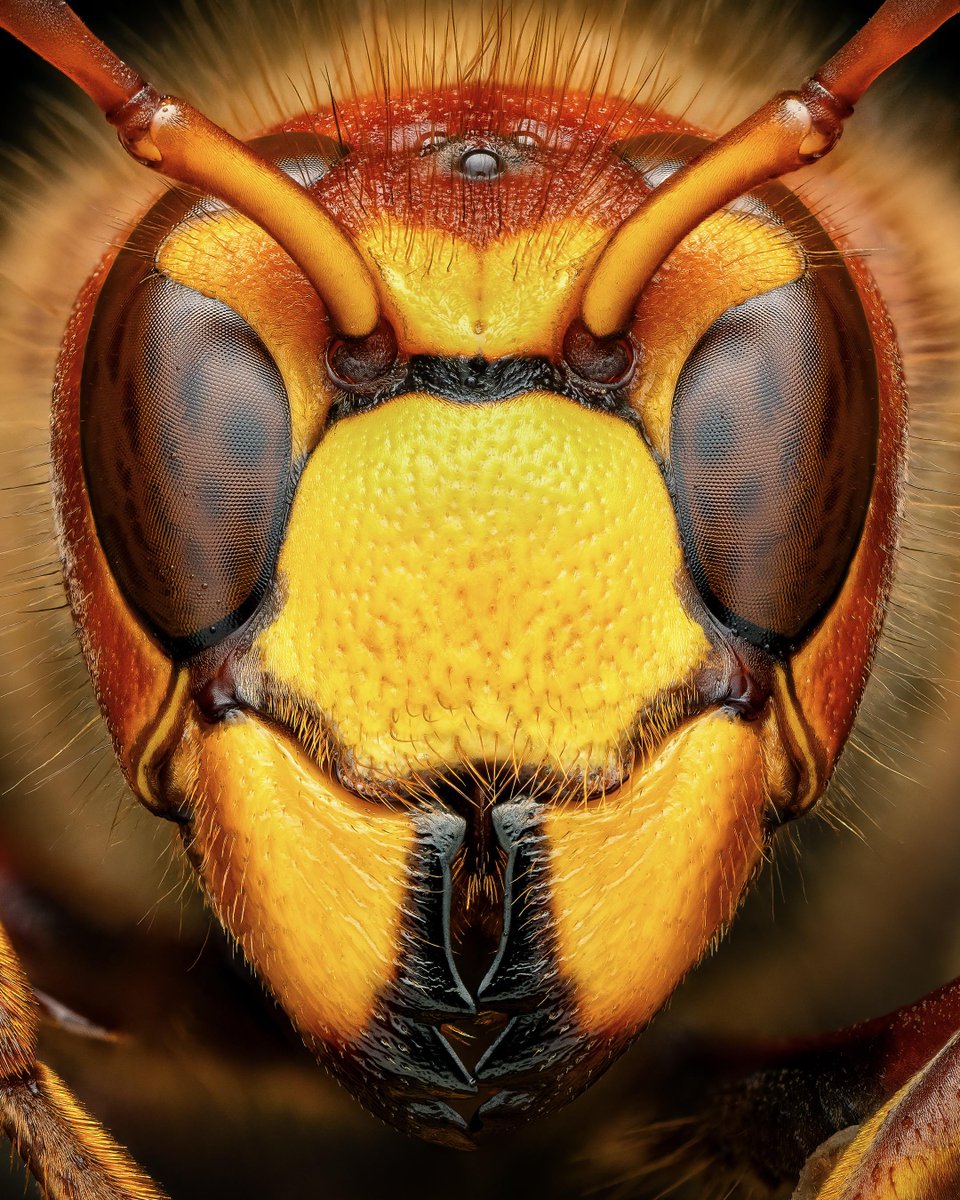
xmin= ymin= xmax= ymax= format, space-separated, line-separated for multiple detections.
xmin=630 ymin=207 xmax=804 ymax=457
xmin=356 ymin=217 xmax=606 ymax=357
xmin=545 ymin=712 xmax=766 ymax=1034
xmin=177 ymin=713 xmax=414 ymax=1043
xmin=251 ymin=392 xmax=711 ymax=784
xmin=157 ymin=213 xmax=332 ymax=456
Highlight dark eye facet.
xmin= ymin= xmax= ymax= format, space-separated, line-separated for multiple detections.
xmin=82 ymin=276 xmax=292 ymax=656
xmin=78 ymin=131 xmax=342 ymax=657
xmin=668 ymin=271 xmax=878 ymax=653
xmin=616 ymin=129 xmax=880 ymax=654
xmin=250 ymin=131 xmax=343 ymax=189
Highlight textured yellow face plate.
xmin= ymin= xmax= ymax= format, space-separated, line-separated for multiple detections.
xmin=245 ymin=391 xmax=712 ymax=785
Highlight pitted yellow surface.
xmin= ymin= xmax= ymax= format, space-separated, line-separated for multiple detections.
xmin=356 ymin=217 xmax=606 ymax=356
xmin=545 ymin=712 xmax=767 ymax=1033
xmin=252 ymin=392 xmax=712 ymax=782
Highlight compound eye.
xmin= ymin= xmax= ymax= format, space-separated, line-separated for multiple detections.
xmin=81 ymin=275 xmax=292 ymax=657
xmin=76 ymin=129 xmax=338 ymax=659
xmin=669 ymin=271 xmax=878 ymax=654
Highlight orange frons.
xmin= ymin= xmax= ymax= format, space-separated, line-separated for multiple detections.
xmin=581 ymin=94 xmax=814 ymax=337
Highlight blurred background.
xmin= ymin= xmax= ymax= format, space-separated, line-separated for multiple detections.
xmin=0 ymin=1 xmax=958 ymax=1196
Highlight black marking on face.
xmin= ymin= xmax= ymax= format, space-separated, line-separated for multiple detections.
xmin=323 ymin=809 xmax=478 ymax=1149
xmin=335 ymin=795 xmax=633 ymax=1148
xmin=390 ymin=811 xmax=477 ymax=1023
xmin=477 ymin=801 xmax=560 ymax=1014
xmin=326 ymin=351 xmax=645 ymax=431
xmin=473 ymin=801 xmax=625 ymax=1137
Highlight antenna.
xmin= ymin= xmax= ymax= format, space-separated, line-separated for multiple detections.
xmin=579 ymin=0 xmax=960 ymax=339
xmin=0 ymin=0 xmax=381 ymax=339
